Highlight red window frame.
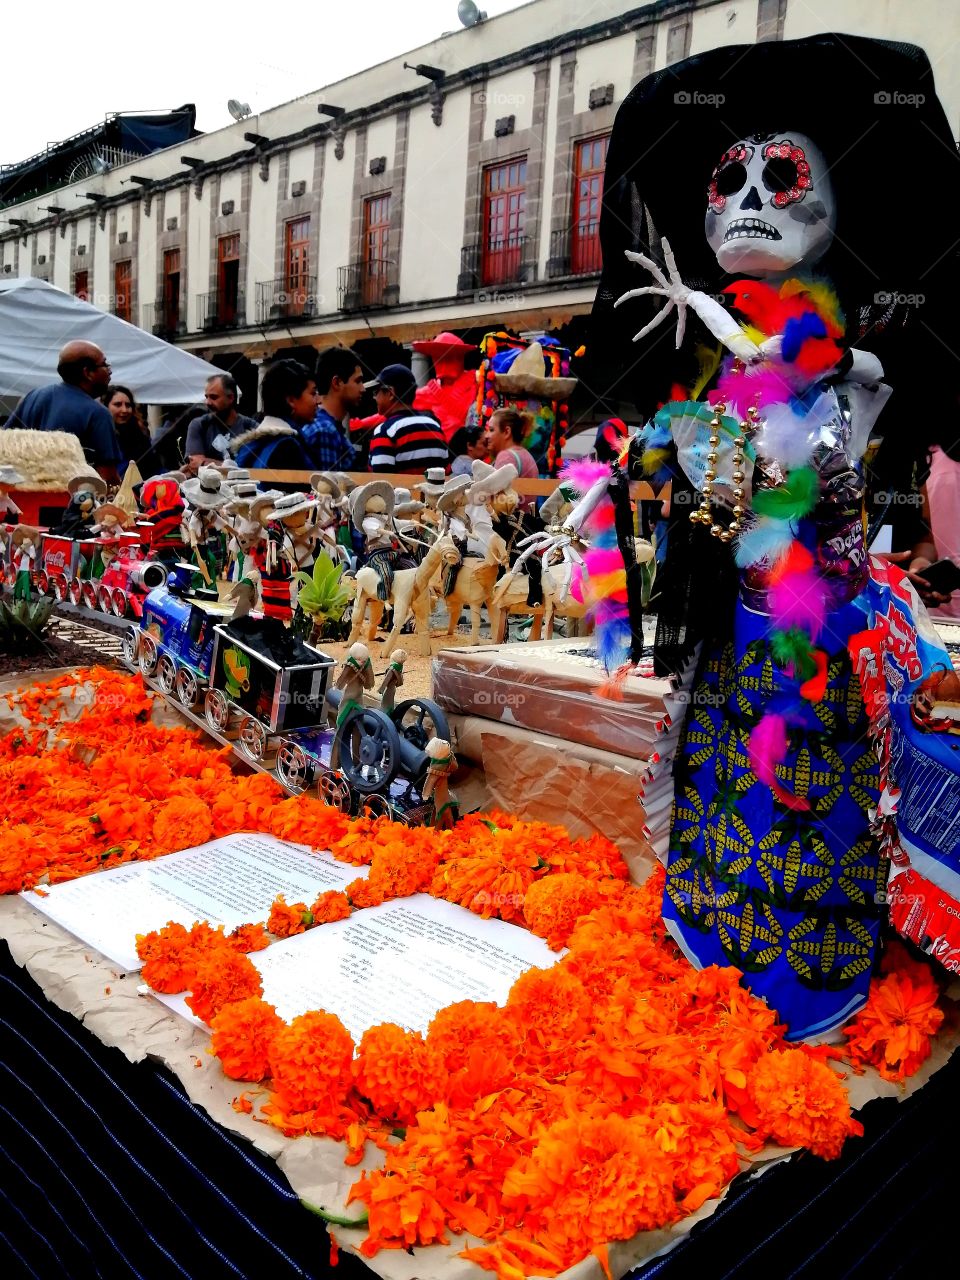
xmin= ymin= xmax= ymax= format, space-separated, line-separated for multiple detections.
xmin=481 ymin=158 xmax=526 ymax=286
xmin=163 ymin=247 xmax=181 ymax=331
xmin=570 ymin=135 xmax=608 ymax=275
xmin=114 ymin=260 xmax=132 ymax=322
xmin=73 ymin=270 xmax=89 ymax=302
xmin=361 ymin=194 xmax=391 ymax=306
xmin=284 ymin=217 xmax=311 ymax=316
xmin=217 ymin=234 xmax=240 ymax=325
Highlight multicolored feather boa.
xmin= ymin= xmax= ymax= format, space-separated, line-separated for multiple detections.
xmin=711 ymin=277 xmax=845 ymax=809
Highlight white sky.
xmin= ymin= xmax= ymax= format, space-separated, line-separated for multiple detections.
xmin=2 ymin=0 xmax=529 ymax=165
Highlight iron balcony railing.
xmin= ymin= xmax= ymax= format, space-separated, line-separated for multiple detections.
xmin=337 ymin=259 xmax=397 ymax=311
xmin=140 ymin=301 xmax=186 ymax=339
xmin=196 ymin=290 xmax=245 ymax=332
xmin=459 ymin=235 xmax=528 ymax=290
xmin=546 ymin=225 xmax=603 ymax=279
xmin=256 ymin=275 xmax=322 ymax=325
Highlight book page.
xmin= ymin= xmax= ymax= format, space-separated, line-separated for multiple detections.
xmin=22 ymin=832 xmax=365 ymax=971
xmin=156 ymin=893 xmax=558 ymax=1039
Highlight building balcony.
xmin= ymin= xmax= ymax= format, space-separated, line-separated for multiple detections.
xmin=458 ymin=236 xmax=531 ymax=293
xmin=337 ymin=259 xmax=398 ymax=311
xmin=140 ymin=301 xmax=186 ymax=339
xmin=256 ymin=276 xmax=322 ymax=325
xmin=545 ymin=226 xmax=603 ymax=279
xmin=196 ymin=291 xmax=245 ymax=333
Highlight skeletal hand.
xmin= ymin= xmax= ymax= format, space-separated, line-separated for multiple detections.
xmin=615 ymin=238 xmax=692 ymax=349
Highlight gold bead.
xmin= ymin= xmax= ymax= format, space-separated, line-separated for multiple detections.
xmin=732 ymin=470 xmax=744 ymax=483
xmin=734 ymin=436 xmax=746 ymax=448
xmin=702 ymin=486 xmax=714 ymax=498
xmin=719 ymin=529 xmax=734 ymax=543
xmin=706 ymin=453 xmax=718 ymax=465
xmin=733 ymin=504 xmax=745 ymax=517
xmin=710 ymin=524 xmax=723 ymax=538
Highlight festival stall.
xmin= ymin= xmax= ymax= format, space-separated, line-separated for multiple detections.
xmin=3 ymin=29 xmax=960 ymax=1280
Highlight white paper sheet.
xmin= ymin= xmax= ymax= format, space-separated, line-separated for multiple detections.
xmin=157 ymin=893 xmax=558 ymax=1039
xmin=22 ymin=832 xmax=367 ymax=971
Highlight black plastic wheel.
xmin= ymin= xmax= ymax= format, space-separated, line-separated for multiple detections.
xmin=330 ymin=708 xmax=402 ymax=794
xmin=389 ymin=697 xmax=450 ymax=752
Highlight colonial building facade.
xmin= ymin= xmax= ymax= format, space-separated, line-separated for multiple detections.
xmin=1 ymin=0 xmax=955 ymax=410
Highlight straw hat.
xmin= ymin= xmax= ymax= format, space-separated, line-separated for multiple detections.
xmin=181 ymin=465 xmax=230 ymax=509
xmin=67 ymin=473 xmax=107 ymax=498
xmin=419 ymin=467 xmax=450 ymax=499
xmin=225 ymin=468 xmax=253 ymax=485
xmin=436 ymin=475 xmax=473 ymax=514
xmin=310 ymin=472 xmax=343 ymax=498
xmin=247 ymin=489 xmax=284 ymax=526
xmin=264 ymin=491 xmax=319 ymax=522
xmin=468 ymin=459 xmax=519 ymax=499
xmin=350 ymin=480 xmax=395 ymax=531
xmin=92 ymin=501 xmax=132 ymax=528
xmin=0 ymin=465 xmax=25 ymax=487
xmin=11 ymin=524 xmax=41 ymax=547
xmin=395 ymin=499 xmax=426 ymax=520
xmin=492 ymin=342 xmax=577 ymax=399
xmin=331 ymin=472 xmax=357 ymax=494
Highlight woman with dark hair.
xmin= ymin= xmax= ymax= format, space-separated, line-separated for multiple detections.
xmin=230 ymin=360 xmax=315 ymax=473
xmin=450 ymin=423 xmax=488 ymax=477
xmin=102 ymin=384 xmax=150 ymax=471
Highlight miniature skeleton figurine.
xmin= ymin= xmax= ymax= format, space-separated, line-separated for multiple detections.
xmin=261 ymin=492 xmax=321 ymax=616
xmin=350 ymin=480 xmax=416 ymax=602
xmin=56 ymin=473 xmax=107 ymax=536
xmin=377 ymin=648 xmax=406 ymax=712
xmin=226 ymin=491 xmax=282 ymax=622
xmin=331 ymin=642 xmax=375 ymax=726
xmin=422 ymin=738 xmax=458 ymax=828
xmin=10 ymin=526 xmax=38 ymax=600
xmin=310 ymin=473 xmax=350 ymax=557
xmin=0 ymin=465 xmax=25 ymax=524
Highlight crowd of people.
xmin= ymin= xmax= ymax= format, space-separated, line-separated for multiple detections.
xmin=0 ymin=337 xmax=543 ymax=499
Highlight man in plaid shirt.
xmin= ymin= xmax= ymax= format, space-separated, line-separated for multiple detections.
xmin=299 ymin=346 xmax=364 ymax=471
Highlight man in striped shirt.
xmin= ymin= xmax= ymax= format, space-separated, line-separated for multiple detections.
xmin=367 ymin=364 xmax=449 ymax=474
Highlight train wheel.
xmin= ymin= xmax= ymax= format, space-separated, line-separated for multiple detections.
xmin=68 ymin=578 xmax=83 ymax=605
xmin=358 ymin=794 xmax=394 ymax=822
xmin=331 ymin=708 xmax=402 ymax=795
xmin=111 ymin=589 xmax=128 ymax=618
xmin=276 ymin=741 xmax=311 ymax=794
xmin=174 ymin=667 xmax=199 ymax=709
xmin=97 ymin=586 xmax=113 ymax=613
xmin=35 ymin=571 xmax=50 ymax=595
xmin=82 ymin=582 xmax=98 ymax=610
xmin=238 ymin=716 xmax=267 ymax=762
xmin=120 ymin=627 xmax=139 ymax=667
xmin=204 ymin=689 xmax=230 ymax=733
xmin=156 ymin=654 xmax=177 ymax=694
xmin=390 ymin=698 xmax=451 ymax=752
xmin=52 ymin=576 xmax=68 ymax=602
xmin=317 ymin=769 xmax=351 ymax=812
xmin=138 ymin=632 xmax=158 ymax=676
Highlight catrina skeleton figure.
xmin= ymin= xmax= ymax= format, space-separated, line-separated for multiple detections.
xmin=529 ymin=35 xmax=960 ymax=1039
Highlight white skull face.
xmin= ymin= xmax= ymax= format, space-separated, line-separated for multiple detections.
xmin=704 ymin=132 xmax=835 ymax=275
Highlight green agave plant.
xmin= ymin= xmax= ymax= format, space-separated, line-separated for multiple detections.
xmin=294 ymin=553 xmax=353 ymax=637
xmin=0 ymin=594 xmax=56 ymax=653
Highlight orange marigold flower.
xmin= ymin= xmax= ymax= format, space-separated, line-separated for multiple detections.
xmin=523 ymin=873 xmax=602 ymax=950
xmin=138 ymin=921 xmax=232 ymax=994
xmin=428 ymin=1001 xmax=521 ymax=1107
xmin=746 ymin=1048 xmax=862 ymax=1160
xmin=151 ymin=795 xmax=214 ymax=854
xmin=268 ymin=1010 xmax=355 ymax=1117
xmin=349 ymin=1166 xmax=450 ymax=1254
xmin=506 ymin=966 xmax=592 ymax=1052
xmin=211 ymin=996 xmax=284 ymax=1080
xmin=353 ymin=1023 xmax=448 ymax=1125
xmin=228 ymin=922 xmax=271 ymax=953
xmin=309 ymin=890 xmax=352 ymax=924
xmin=185 ymin=949 xmax=263 ymax=1025
xmin=267 ymin=894 xmax=312 ymax=938
xmin=844 ymin=968 xmax=944 ymax=1083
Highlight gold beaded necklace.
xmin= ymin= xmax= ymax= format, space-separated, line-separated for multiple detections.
xmin=688 ymin=362 xmax=760 ymax=544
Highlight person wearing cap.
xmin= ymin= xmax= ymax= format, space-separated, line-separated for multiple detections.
xmin=0 ymin=465 xmax=25 ymax=524
xmin=410 ymin=331 xmax=479 ymax=445
xmin=301 ymin=347 xmax=363 ymax=471
xmin=4 ymin=342 xmax=121 ymax=483
xmin=367 ymin=365 xmax=449 ymax=475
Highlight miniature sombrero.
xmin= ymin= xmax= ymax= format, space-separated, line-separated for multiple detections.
xmin=91 ymin=501 xmax=133 ymax=528
xmin=436 ymin=475 xmax=473 ymax=514
xmin=411 ymin=331 xmax=477 ymax=358
xmin=181 ymin=466 xmax=231 ymax=509
xmin=0 ymin=465 xmax=25 ymax=487
xmin=247 ymin=490 xmax=284 ymax=526
xmin=468 ymin=458 xmax=519 ymax=499
xmin=310 ymin=472 xmax=344 ymax=497
xmin=264 ymin=491 xmax=319 ymax=522
xmin=493 ymin=342 xmax=577 ymax=399
xmin=11 ymin=524 xmax=41 ymax=546
xmin=419 ymin=467 xmax=451 ymax=499
xmin=349 ymin=479 xmax=395 ymax=531
xmin=67 ymin=472 xmax=108 ymax=498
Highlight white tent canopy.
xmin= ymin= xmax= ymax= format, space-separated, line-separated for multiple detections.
xmin=0 ymin=277 xmax=223 ymax=408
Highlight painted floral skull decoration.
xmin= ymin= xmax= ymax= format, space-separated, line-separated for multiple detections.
xmin=705 ymin=131 xmax=835 ymax=275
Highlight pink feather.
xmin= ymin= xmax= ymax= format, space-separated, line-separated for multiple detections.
xmin=712 ymin=364 xmax=798 ymax=416
xmin=768 ymin=566 xmax=829 ymax=641
xmin=749 ymin=714 xmax=788 ymax=790
xmin=584 ymin=548 xmax=624 ymax=576
xmin=562 ymin=460 xmax=610 ymax=492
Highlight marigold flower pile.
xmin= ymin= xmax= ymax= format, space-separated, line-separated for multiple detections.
xmin=4 ymin=667 xmax=951 ymax=1280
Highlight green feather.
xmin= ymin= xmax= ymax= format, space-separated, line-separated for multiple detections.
xmin=752 ymin=468 xmax=819 ymax=520
xmin=770 ymin=627 xmax=817 ymax=681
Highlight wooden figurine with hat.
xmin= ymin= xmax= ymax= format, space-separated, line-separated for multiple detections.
xmin=56 ymin=473 xmax=107 ymax=537
xmin=89 ymin=501 xmax=132 ymax=538
xmin=181 ymin=466 xmax=231 ymax=586
xmin=227 ymin=490 xmax=281 ymax=619
xmin=0 ymin=465 xmax=25 ymax=524
xmin=350 ymin=479 xmax=404 ymax=602
xmin=411 ymin=331 xmax=478 ymax=444
xmin=10 ymin=525 xmax=39 ymax=600
xmin=138 ymin=475 xmax=186 ymax=564
xmin=422 ymin=738 xmax=459 ymax=828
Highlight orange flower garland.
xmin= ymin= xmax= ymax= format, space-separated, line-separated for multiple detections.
xmin=6 ymin=668 xmax=954 ymax=1280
